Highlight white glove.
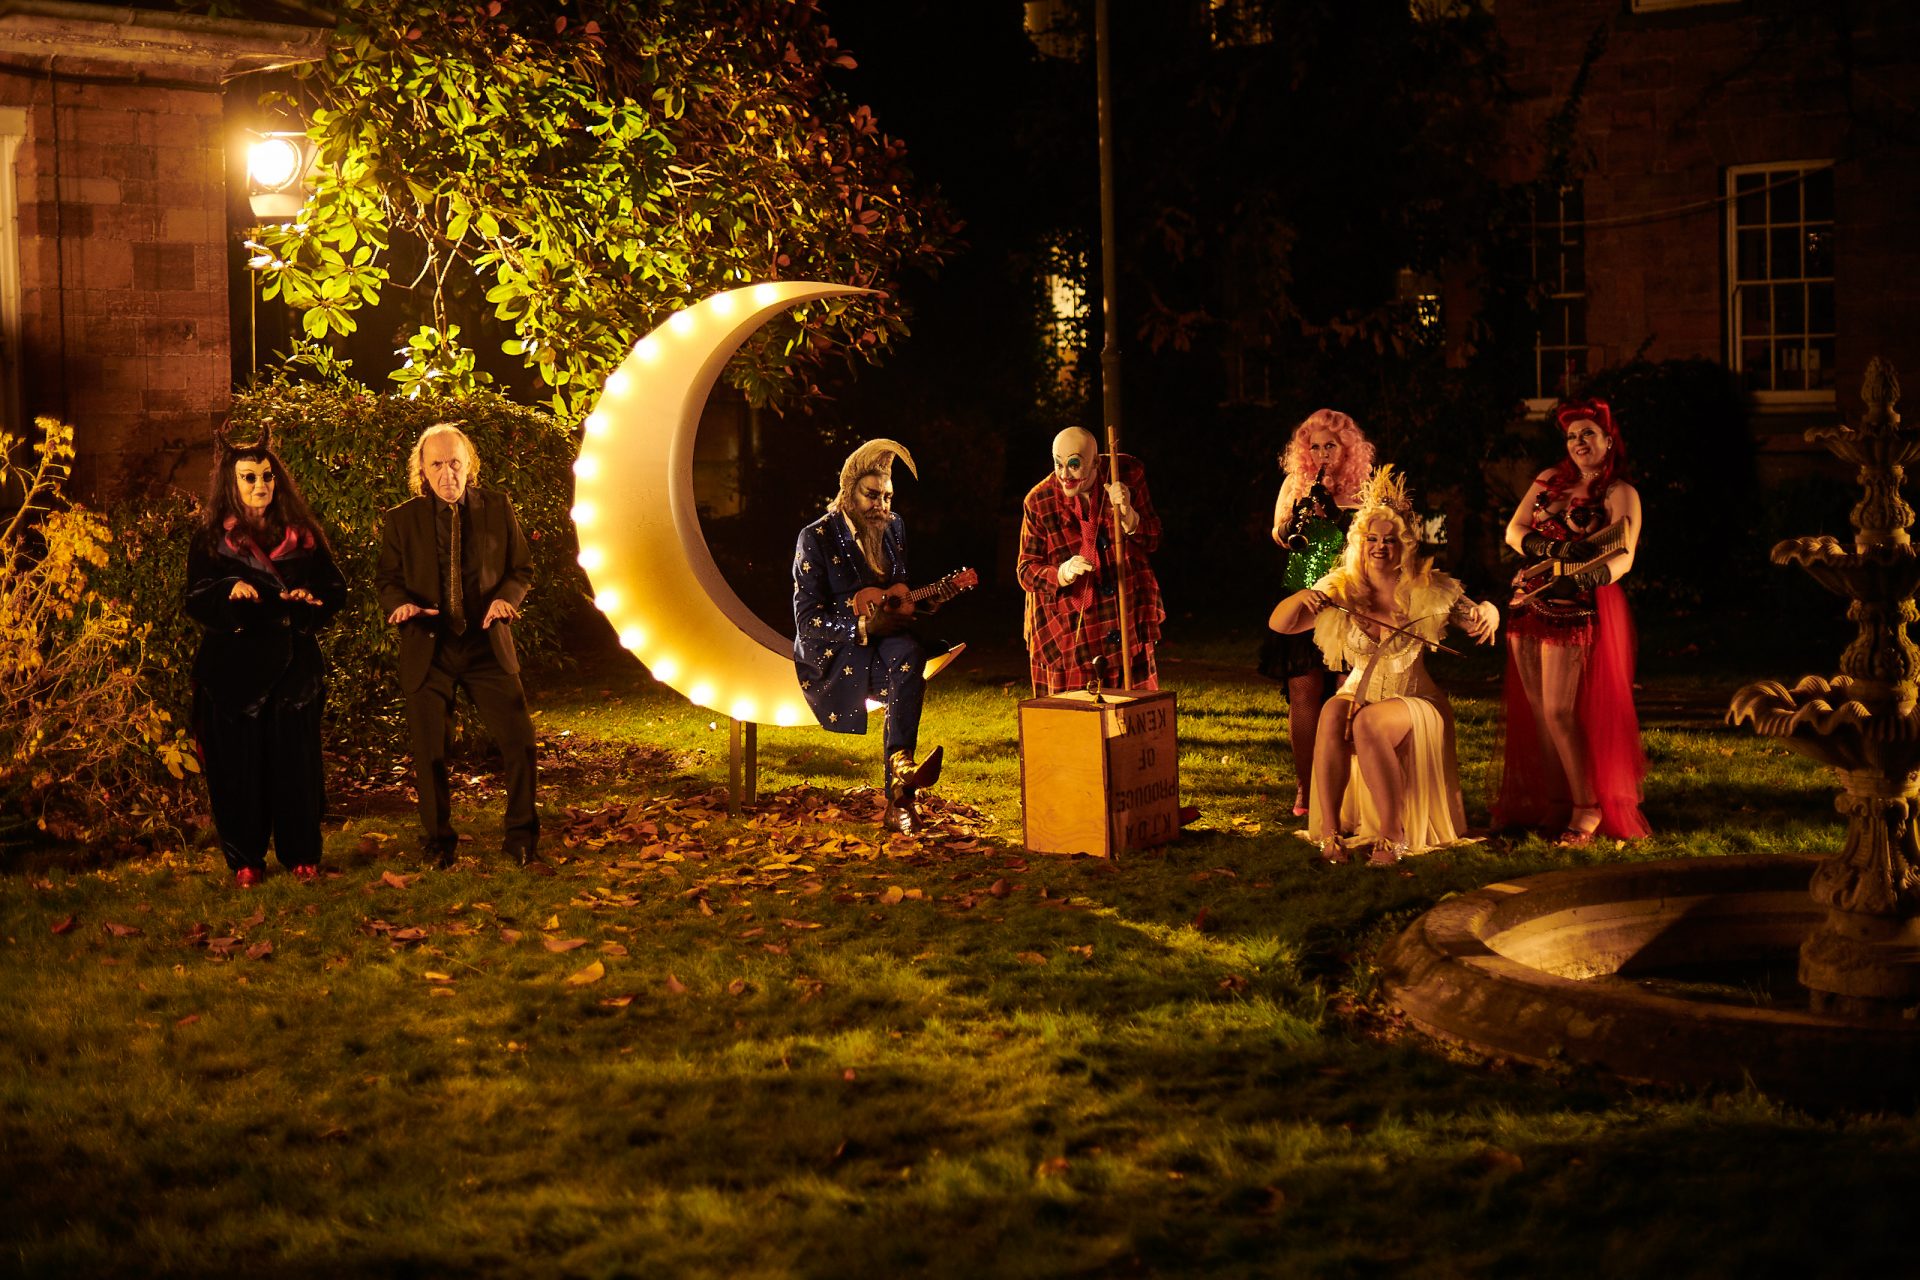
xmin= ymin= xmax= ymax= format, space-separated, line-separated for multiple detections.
xmin=1057 ymin=555 xmax=1094 ymax=586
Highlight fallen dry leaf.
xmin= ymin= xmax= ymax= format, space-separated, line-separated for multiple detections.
xmin=599 ymin=942 xmax=629 ymax=957
xmin=1034 ymin=1156 xmax=1070 ymax=1178
xmin=564 ymin=960 xmax=606 ymax=987
xmin=1481 ymin=1147 xmax=1525 ymax=1174
xmin=241 ymin=907 xmax=266 ymax=929
xmin=727 ymin=977 xmax=749 ymax=996
xmin=175 ymin=1014 xmax=200 ymax=1027
xmin=664 ymin=972 xmax=690 ymax=995
xmin=988 ymin=879 xmax=1011 ymax=898
xmin=1219 ymin=973 xmax=1249 ymax=993
xmin=390 ymin=927 xmax=427 ymax=943
xmin=542 ymin=936 xmax=588 ymax=953
xmin=51 ymin=914 xmax=74 ymax=935
xmin=842 ymin=1068 xmax=858 ymax=1082
xmin=599 ymin=994 xmax=635 ymax=1008
xmin=380 ymin=871 xmax=417 ymax=890
xmin=880 ymin=886 xmax=905 ymax=905
xmin=543 ymin=914 xmax=561 ymax=930
xmin=103 ymin=922 xmax=142 ymax=938
xmin=245 ymin=941 xmax=273 ymax=961
xmin=1016 ymin=951 xmax=1048 ymax=966
xmin=1069 ymin=945 xmax=1094 ymax=960
xmin=780 ymin=918 xmax=823 ymax=931
xmin=429 ymin=987 xmax=456 ymax=998
xmin=500 ymin=928 xmax=522 ymax=944
xmin=423 ymin=971 xmax=454 ymax=984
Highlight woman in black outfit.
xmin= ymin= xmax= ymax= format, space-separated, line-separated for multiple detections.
xmin=185 ymin=429 xmax=346 ymax=887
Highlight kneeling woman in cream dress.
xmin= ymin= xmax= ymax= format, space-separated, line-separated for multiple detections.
xmin=1269 ymin=467 xmax=1500 ymax=866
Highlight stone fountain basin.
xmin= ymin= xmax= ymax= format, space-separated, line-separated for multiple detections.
xmin=1379 ymin=855 xmax=1920 ymax=1107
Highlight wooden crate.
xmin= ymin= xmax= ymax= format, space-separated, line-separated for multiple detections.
xmin=1018 ymin=688 xmax=1178 ymax=858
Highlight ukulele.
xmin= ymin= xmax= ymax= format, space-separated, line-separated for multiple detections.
xmin=851 ymin=567 xmax=979 ymax=626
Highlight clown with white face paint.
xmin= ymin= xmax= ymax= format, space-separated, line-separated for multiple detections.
xmin=1269 ymin=466 xmax=1499 ymax=867
xmin=1017 ymin=427 xmax=1166 ymax=696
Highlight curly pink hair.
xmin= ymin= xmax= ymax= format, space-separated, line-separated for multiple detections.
xmin=1278 ymin=408 xmax=1373 ymax=509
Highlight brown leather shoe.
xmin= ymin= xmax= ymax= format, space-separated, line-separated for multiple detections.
xmin=899 ymin=745 xmax=944 ymax=793
xmin=883 ymin=746 xmax=945 ymax=835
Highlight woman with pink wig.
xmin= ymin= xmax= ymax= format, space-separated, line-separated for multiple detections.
xmin=1261 ymin=408 xmax=1375 ymax=816
xmin=1494 ymin=398 xmax=1650 ymax=844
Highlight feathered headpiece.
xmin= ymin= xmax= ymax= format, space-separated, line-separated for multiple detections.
xmin=1354 ymin=463 xmax=1412 ymax=520
xmin=1349 ymin=463 xmax=1448 ymax=546
xmin=834 ymin=438 xmax=917 ymax=509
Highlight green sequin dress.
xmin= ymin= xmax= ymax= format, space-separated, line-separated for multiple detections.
xmin=1260 ymin=515 xmax=1348 ymax=682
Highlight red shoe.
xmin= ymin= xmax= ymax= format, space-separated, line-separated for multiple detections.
xmin=235 ymin=867 xmax=263 ymax=889
xmin=291 ymin=864 xmax=320 ymax=884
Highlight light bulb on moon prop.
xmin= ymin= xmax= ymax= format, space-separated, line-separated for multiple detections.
xmin=572 ymin=282 xmax=870 ymax=728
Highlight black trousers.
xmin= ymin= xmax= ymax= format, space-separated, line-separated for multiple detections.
xmin=869 ymin=632 xmax=926 ymax=759
xmin=404 ymin=630 xmax=538 ymax=846
xmin=198 ymin=690 xmax=325 ymax=872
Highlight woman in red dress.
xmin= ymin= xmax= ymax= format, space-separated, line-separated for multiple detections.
xmin=1494 ymin=399 xmax=1650 ymax=844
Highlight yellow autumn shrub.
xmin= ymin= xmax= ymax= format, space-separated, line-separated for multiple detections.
xmin=1 ymin=417 xmax=198 ymax=851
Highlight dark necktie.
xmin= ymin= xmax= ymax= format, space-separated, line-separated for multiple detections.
xmin=446 ymin=504 xmax=467 ymax=635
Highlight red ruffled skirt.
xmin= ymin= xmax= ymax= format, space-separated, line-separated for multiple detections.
xmin=1493 ymin=583 xmax=1650 ymax=839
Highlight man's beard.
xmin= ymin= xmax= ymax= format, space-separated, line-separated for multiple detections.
xmin=853 ymin=513 xmax=889 ymax=578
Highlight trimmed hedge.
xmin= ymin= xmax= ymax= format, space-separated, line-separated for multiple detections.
xmin=104 ymin=378 xmax=586 ymax=772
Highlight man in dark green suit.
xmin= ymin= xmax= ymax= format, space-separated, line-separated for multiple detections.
xmin=375 ymin=424 xmax=539 ymax=866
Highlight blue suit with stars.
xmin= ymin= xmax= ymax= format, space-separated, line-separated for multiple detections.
xmin=792 ymin=509 xmax=925 ymax=757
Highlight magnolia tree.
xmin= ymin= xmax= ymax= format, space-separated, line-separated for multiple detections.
xmin=249 ymin=0 xmax=956 ymax=417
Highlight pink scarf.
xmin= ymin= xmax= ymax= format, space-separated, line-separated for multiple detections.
xmin=222 ymin=516 xmax=310 ymax=582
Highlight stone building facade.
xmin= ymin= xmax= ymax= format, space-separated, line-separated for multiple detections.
xmin=1496 ymin=0 xmax=1920 ymax=448
xmin=0 ymin=2 xmax=323 ymax=496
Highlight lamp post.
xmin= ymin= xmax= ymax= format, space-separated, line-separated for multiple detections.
xmin=239 ymin=128 xmax=313 ymax=374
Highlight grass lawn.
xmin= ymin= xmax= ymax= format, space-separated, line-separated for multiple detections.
xmin=5 ymin=615 xmax=1918 ymax=1278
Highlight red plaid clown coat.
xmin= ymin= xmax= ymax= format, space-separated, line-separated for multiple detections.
xmin=1016 ymin=453 xmax=1165 ymax=697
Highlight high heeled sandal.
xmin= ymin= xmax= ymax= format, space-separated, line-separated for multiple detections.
xmin=1292 ymin=788 xmax=1310 ymax=818
xmin=1319 ymin=834 xmax=1352 ymax=866
xmin=1555 ymin=806 xmax=1603 ymax=848
xmin=1366 ymin=838 xmax=1411 ymax=867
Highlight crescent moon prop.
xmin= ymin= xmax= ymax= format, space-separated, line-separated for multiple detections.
xmin=572 ymin=281 xmax=876 ymax=728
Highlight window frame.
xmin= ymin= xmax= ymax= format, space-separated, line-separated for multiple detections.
xmin=1725 ymin=160 xmax=1837 ymax=411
